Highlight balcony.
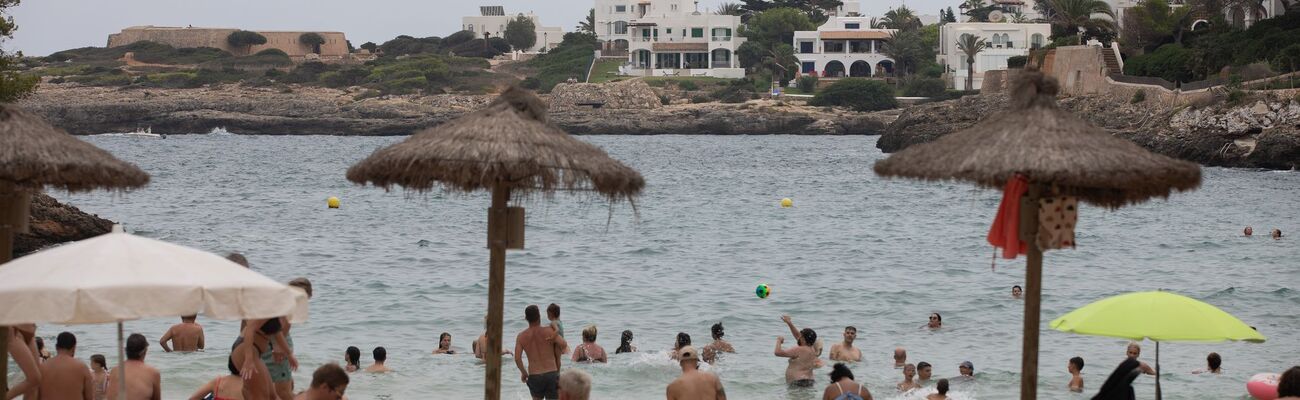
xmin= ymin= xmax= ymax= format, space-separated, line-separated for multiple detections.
xmin=711 ymin=36 xmax=732 ymax=41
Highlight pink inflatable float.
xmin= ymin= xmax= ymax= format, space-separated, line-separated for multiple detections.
xmin=1247 ymin=373 xmax=1280 ymax=400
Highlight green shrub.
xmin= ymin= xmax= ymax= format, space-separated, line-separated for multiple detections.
xmin=809 ymin=78 xmax=898 ymax=111
xmin=797 ymin=75 xmax=818 ymax=93
xmin=1130 ymin=89 xmax=1147 ymax=104
xmin=709 ymin=80 xmax=756 ymax=103
xmin=1226 ymin=88 xmax=1247 ymax=105
xmin=677 ymin=80 xmax=698 ymax=91
xmin=902 ymin=78 xmax=946 ymax=97
xmin=645 ymin=79 xmax=668 ymax=87
xmin=319 ymin=68 xmax=369 ymax=88
xmin=520 ymin=77 xmax=541 ymax=89
xmin=68 ymin=71 xmax=132 ymax=86
xmin=379 ymin=76 xmax=429 ymax=94
xmin=524 ymin=39 xmax=594 ymax=92
xmin=145 ymin=71 xmax=200 ymax=88
xmin=1007 ymin=55 xmax=1029 ymax=69
xmin=1124 ymin=44 xmax=1194 ymax=83
xmin=442 ymin=31 xmax=476 ymax=48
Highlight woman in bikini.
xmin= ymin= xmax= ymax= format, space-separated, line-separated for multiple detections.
xmin=5 ymin=324 xmax=43 ymax=399
xmin=344 ymin=346 xmax=361 ymax=372
xmin=231 ymin=318 xmax=281 ymax=400
xmin=823 ymin=363 xmax=872 ymax=400
xmin=187 ymin=357 xmax=245 ymax=400
xmin=571 ymin=325 xmax=607 ymax=363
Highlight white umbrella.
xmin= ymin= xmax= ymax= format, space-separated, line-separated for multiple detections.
xmin=0 ymin=226 xmax=306 ymax=399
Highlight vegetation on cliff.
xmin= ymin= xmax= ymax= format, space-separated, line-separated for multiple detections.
xmin=1123 ymin=10 xmax=1300 ymax=83
xmin=1 ymin=0 xmax=38 ymax=102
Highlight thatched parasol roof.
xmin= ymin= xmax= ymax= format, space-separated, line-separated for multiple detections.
xmin=0 ymin=105 xmax=149 ymax=192
xmin=873 ymin=70 xmax=1200 ymax=208
xmin=347 ymin=86 xmax=644 ymax=201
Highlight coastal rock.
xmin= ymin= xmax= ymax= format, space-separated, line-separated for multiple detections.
xmin=879 ymin=94 xmax=1300 ymax=170
xmin=13 ymin=193 xmax=113 ymax=258
xmin=549 ymin=80 xmax=661 ymax=110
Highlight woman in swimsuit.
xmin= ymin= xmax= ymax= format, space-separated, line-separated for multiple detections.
xmin=344 ymin=346 xmax=361 ymax=372
xmin=5 ymin=324 xmax=43 ymax=399
xmin=670 ymin=332 xmax=691 ymax=361
xmin=231 ymin=318 xmax=281 ymax=400
xmin=90 ymin=354 xmax=109 ymax=400
xmin=187 ymin=357 xmax=245 ymax=400
xmin=615 ymin=330 xmax=637 ymax=354
xmin=433 ymin=332 xmax=456 ymax=354
xmin=822 ymin=363 xmax=872 ymax=400
xmin=571 ymin=325 xmax=607 ymax=363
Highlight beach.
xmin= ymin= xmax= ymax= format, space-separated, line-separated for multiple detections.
xmin=16 ymin=134 xmax=1299 ymax=399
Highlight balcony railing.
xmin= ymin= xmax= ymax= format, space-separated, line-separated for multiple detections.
xmin=711 ymin=36 xmax=732 ymax=41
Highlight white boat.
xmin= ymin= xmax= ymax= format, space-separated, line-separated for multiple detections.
xmin=123 ymin=127 xmax=165 ymax=139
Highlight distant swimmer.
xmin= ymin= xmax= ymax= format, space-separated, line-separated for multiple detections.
xmin=897 ymin=363 xmax=920 ymax=392
xmin=775 ymin=315 xmax=818 ymax=387
xmin=893 ymin=347 xmax=908 ymax=368
xmin=829 ymin=326 xmax=862 ymax=362
xmin=1244 ymin=226 xmax=1254 ymax=236
xmin=1193 ymin=352 xmax=1222 ymax=374
xmin=671 ymin=332 xmax=692 ymax=361
xmin=925 ymin=379 xmax=950 ymax=400
xmin=474 ymin=316 xmax=514 ymax=359
xmin=344 ymin=346 xmax=361 ymax=373
xmin=666 ymin=346 xmax=726 ymax=400
xmin=615 ymin=330 xmax=637 ymax=354
xmin=917 ymin=361 xmax=933 ymax=385
xmin=956 ymin=361 xmax=974 ymax=382
xmin=516 ymin=304 xmax=568 ymax=400
xmin=572 ymin=325 xmax=607 ymax=363
xmin=1126 ymin=342 xmax=1156 ymax=375
xmin=434 ymin=332 xmax=456 ymax=355
xmin=926 ymin=313 xmax=942 ymax=329
xmin=160 ymin=315 xmax=205 ymax=353
xmin=1068 ymin=357 xmax=1084 ymax=392
xmin=365 ymin=347 xmax=392 ymax=373
xmin=1273 ymin=228 xmax=1283 ymax=239
xmin=1012 ymin=285 xmax=1023 ymax=299
xmin=701 ymin=323 xmax=735 ymax=364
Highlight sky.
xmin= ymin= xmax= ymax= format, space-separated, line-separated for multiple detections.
xmin=5 ymin=0 xmax=952 ymax=56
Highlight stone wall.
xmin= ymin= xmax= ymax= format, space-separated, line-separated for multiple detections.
xmin=549 ymin=80 xmax=662 ymax=110
xmin=108 ymin=26 xmax=349 ymax=60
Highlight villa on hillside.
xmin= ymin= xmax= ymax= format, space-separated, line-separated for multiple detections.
xmin=1109 ymin=0 xmax=1287 ymax=31
xmin=595 ymin=0 xmax=747 ymax=78
xmin=938 ymin=22 xmax=1050 ymax=89
xmin=108 ymin=26 xmax=353 ymax=62
xmin=792 ymin=1 xmax=898 ymax=79
xmin=461 ymin=6 xmax=564 ymax=52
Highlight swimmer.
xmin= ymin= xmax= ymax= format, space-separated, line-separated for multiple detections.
xmin=160 ymin=315 xmax=205 ymax=353
xmin=474 ymin=316 xmax=514 ymax=359
xmin=821 ymin=363 xmax=871 ymax=400
xmin=897 ymin=363 xmax=920 ymax=392
xmin=775 ymin=315 xmax=818 ymax=387
xmin=893 ymin=347 xmax=907 ymax=368
xmin=1273 ymin=228 xmax=1283 ymax=239
xmin=701 ymin=323 xmax=735 ymax=364
xmin=1126 ymin=342 xmax=1156 ymax=375
xmin=925 ymin=379 xmax=950 ymax=400
xmin=293 ymin=363 xmax=349 ymax=400
xmin=917 ymin=361 xmax=933 ymax=385
xmin=671 ymin=332 xmax=692 ymax=361
xmin=343 ymin=346 xmax=361 ymax=372
xmin=572 ymin=325 xmax=607 ymax=363
xmin=666 ymin=346 xmax=726 ymax=400
xmin=1193 ymin=352 xmax=1222 ymax=374
xmin=365 ymin=347 xmax=392 ymax=373
xmin=1244 ymin=226 xmax=1253 ymax=236
xmin=956 ymin=361 xmax=974 ymax=381
xmin=926 ymin=313 xmax=942 ymax=329
xmin=107 ymin=333 xmax=161 ymax=400
xmin=829 ymin=326 xmax=862 ymax=362
xmin=615 ymin=330 xmax=637 ymax=354
xmin=1068 ymin=356 xmax=1084 ymax=392
xmin=434 ymin=332 xmax=456 ymax=354
xmin=1012 ymin=285 xmax=1023 ymax=299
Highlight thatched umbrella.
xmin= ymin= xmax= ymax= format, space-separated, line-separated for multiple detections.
xmin=0 ymin=104 xmax=149 ymax=394
xmin=873 ymin=70 xmax=1200 ymax=400
xmin=347 ymin=86 xmax=643 ymax=400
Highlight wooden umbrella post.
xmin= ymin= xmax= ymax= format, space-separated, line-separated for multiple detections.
xmin=484 ymin=183 xmax=511 ymax=400
xmin=1019 ymin=183 xmax=1045 ymax=400
xmin=0 ymin=180 xmax=31 ymax=395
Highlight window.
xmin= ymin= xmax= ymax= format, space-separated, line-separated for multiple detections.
xmin=691 ymin=28 xmax=704 ymax=38
xmin=615 ymin=5 xmax=626 ymax=12
xmin=802 ymin=61 xmax=816 ymax=73
xmin=823 ymin=41 xmax=845 ymax=53
xmin=468 ymin=25 xmax=474 ymax=32
xmin=799 ymin=41 xmax=814 ymax=53
xmin=615 ymin=21 xmax=628 ymax=34
xmin=845 ymin=23 xmax=860 ymax=29
xmin=666 ymin=28 xmax=672 ymax=34
xmin=1031 ymin=33 xmax=1044 ymax=49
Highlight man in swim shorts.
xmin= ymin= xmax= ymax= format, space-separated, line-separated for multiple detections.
xmin=516 ymin=304 xmax=568 ymax=400
xmin=775 ymin=315 xmax=818 ymax=387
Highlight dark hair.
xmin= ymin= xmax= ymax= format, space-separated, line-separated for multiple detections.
xmin=675 ymin=332 xmax=691 ymax=349
xmin=90 ymin=354 xmax=107 ymax=369
xmin=126 ymin=333 xmax=148 ymax=360
xmin=547 ymin=303 xmax=560 ymax=318
xmin=1279 ymin=366 xmax=1300 ymax=397
xmin=936 ymin=378 xmax=949 ymax=394
xmin=1070 ymin=356 xmax=1085 ymax=371
xmin=1013 ymin=285 xmax=1023 ymax=290
xmin=1095 ymin=358 xmax=1141 ymax=400
xmin=439 ymin=332 xmax=451 ymax=348
xmin=525 ymin=305 xmax=541 ymax=324
xmin=711 ymin=323 xmax=724 ymax=340
xmin=56 ymin=331 xmax=76 ymax=350
xmin=918 ymin=361 xmax=932 ymax=370
xmin=373 ymin=347 xmax=387 ymax=362
xmin=616 ymin=330 xmax=634 ymax=354
xmin=830 ymin=363 xmax=855 ymax=382
xmin=259 ymin=318 xmax=282 ymax=335
xmin=931 ymin=313 xmax=942 ymax=322
xmin=800 ymin=328 xmax=817 ymax=347
xmin=288 ymin=277 xmax=313 ymax=298
xmin=35 ymin=337 xmax=44 ymax=350
xmin=1207 ymin=352 xmax=1221 ymax=371
xmin=845 ymin=326 xmax=857 ymax=333
xmin=226 ymin=252 xmax=249 ymax=267
xmin=182 ymin=315 xmax=197 ymax=322
xmin=345 ymin=346 xmax=361 ymax=367
xmin=310 ymin=363 xmax=350 ymax=390
xmin=227 ymin=356 xmax=240 ymax=376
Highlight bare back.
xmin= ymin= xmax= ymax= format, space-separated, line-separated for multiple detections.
xmin=667 ymin=370 xmax=725 ymax=400
xmin=162 ymin=323 xmax=204 ymax=352
xmin=231 ymin=335 xmax=273 ymax=399
xmin=106 ymin=360 xmax=161 ymax=400
xmin=39 ymin=354 xmax=93 ymax=400
xmin=781 ymin=346 xmax=818 ymax=382
xmin=516 ymin=326 xmax=562 ymax=374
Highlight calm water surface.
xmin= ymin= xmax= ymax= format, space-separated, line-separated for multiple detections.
xmin=8 ymin=134 xmax=1298 ymax=400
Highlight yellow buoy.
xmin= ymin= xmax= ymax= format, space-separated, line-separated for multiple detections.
xmin=327 ymin=196 xmax=340 ymax=209
xmin=780 ymin=198 xmax=793 ymax=208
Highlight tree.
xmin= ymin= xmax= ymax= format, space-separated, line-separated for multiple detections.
xmin=443 ymin=30 xmax=476 ymax=47
xmin=716 ymin=2 xmax=745 ymax=15
xmin=1120 ymin=0 xmax=1191 ymax=53
xmin=740 ymin=7 xmax=816 ymax=50
xmin=226 ymin=30 xmax=268 ymax=56
xmin=881 ymin=6 xmax=923 ymax=31
xmin=946 ymin=6 xmax=959 ymax=22
xmin=505 ymin=15 xmax=538 ymax=52
xmin=809 ymin=78 xmax=898 ymax=111
xmin=299 ymin=32 xmax=326 ymax=54
xmin=740 ymin=0 xmax=843 ymax=24
xmin=761 ymin=43 xmax=799 ymax=86
xmin=1010 ymin=10 xmax=1029 ymax=22
xmin=957 ymin=34 xmax=988 ymax=90
xmin=1043 ymin=0 xmax=1116 ymax=42
xmin=360 ymin=41 xmax=378 ymax=52
xmin=0 ymin=0 xmax=36 ymax=102
xmin=1274 ymin=43 xmax=1300 ymax=72
xmin=881 ymin=29 xmax=935 ymax=82
xmin=578 ymin=8 xmax=595 ymax=34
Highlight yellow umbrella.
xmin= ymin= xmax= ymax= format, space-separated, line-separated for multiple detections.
xmin=1051 ymin=291 xmax=1265 ymax=399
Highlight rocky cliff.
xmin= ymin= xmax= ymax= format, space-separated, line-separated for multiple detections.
xmin=12 ymin=194 xmax=113 ymax=258
xmin=20 ymin=82 xmax=890 ymax=136
xmin=879 ymin=93 xmax=1300 ymax=170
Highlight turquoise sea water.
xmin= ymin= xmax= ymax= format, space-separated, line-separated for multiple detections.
xmin=6 ymin=134 xmax=1298 ymax=400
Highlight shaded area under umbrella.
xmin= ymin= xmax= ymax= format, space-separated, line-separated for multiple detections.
xmin=1051 ymin=290 xmax=1265 ymax=400
xmin=347 ymin=86 xmax=643 ymax=400
xmin=873 ymin=69 xmax=1201 ymax=400
xmin=1 ymin=105 xmax=149 ymax=395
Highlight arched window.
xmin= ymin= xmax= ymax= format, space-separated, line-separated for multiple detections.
xmin=992 ymin=34 xmax=1005 ymax=47
xmin=614 ymin=21 xmax=628 ymax=34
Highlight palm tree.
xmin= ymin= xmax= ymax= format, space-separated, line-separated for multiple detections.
xmin=762 ymin=44 xmax=799 ymax=83
xmin=577 ymin=8 xmax=595 ymax=34
xmin=1011 ymin=10 xmax=1029 ymax=22
xmin=715 ymin=2 xmax=744 ymax=15
xmin=1045 ymin=0 xmax=1116 ymax=43
xmin=870 ymin=17 xmax=885 ymax=28
xmin=957 ymin=34 xmax=988 ymax=90
xmin=881 ymin=6 xmax=924 ymax=31
xmin=961 ymin=0 xmax=989 ymax=20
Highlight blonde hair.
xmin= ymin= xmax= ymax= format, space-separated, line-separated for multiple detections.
xmin=582 ymin=325 xmax=598 ymax=342
xmin=558 ymin=368 xmax=592 ymax=400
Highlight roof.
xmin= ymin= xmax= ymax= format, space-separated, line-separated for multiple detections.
xmin=480 ymin=6 xmax=505 ymax=16
xmin=652 ymin=43 xmax=709 ymax=51
xmin=820 ymin=31 xmax=892 ymax=40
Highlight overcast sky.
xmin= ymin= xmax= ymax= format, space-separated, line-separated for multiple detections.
xmin=6 ymin=0 xmax=947 ymax=56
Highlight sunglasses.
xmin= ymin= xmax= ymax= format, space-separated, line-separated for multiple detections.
xmin=929 ymin=317 xmax=938 ymax=320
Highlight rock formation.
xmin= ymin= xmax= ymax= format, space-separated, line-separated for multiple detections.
xmin=13 ymin=193 xmax=113 ymax=258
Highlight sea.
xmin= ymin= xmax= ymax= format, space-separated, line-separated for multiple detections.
xmin=7 ymin=134 xmax=1297 ymax=400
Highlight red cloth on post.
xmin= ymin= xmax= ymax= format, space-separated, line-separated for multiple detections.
xmin=988 ymin=174 xmax=1029 ymax=259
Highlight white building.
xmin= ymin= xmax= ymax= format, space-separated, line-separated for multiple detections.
xmin=793 ymin=2 xmax=897 ymax=78
xmin=938 ymin=22 xmax=1050 ymax=89
xmin=461 ymin=6 xmax=564 ymax=52
xmin=595 ymin=0 xmax=747 ymax=78
xmin=1110 ymin=0 xmax=1286 ymax=31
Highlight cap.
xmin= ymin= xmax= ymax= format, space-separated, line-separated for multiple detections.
xmin=960 ymin=361 xmax=974 ymax=370
xmin=678 ymin=346 xmax=699 ymax=361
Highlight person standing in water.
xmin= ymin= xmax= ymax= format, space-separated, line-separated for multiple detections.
xmin=160 ymin=315 xmax=205 ymax=352
xmin=917 ymin=362 xmax=934 ymax=385
xmin=666 ymin=346 xmax=726 ymax=400
xmin=775 ymin=315 xmax=819 ymax=387
xmin=670 ymin=332 xmax=692 ymax=361
xmin=365 ymin=347 xmax=392 ymax=373
xmin=107 ymin=333 xmax=162 ymax=400
xmin=955 ymin=361 xmax=974 ymax=382
xmin=293 ymin=363 xmax=349 ymax=400
xmin=893 ymin=347 xmax=907 ymax=368
xmin=1068 ymin=356 xmax=1085 ymax=392
xmin=186 ymin=357 xmax=243 ymax=400
xmin=1244 ymin=226 xmax=1253 ymax=236
xmin=897 ymin=363 xmax=920 ymax=392
xmin=829 ymin=326 xmax=861 ymax=362
xmin=1193 ymin=352 xmax=1222 ymax=374
xmin=615 ymin=330 xmax=637 ymax=354
xmin=702 ymin=323 xmax=735 ymax=364
xmin=91 ymin=354 xmax=109 ymax=400
xmin=38 ymin=332 xmax=93 ymax=400
xmin=925 ymin=379 xmax=950 ymax=400
xmin=1126 ymin=342 xmax=1156 ymax=375
xmin=474 ymin=316 xmax=513 ymax=359
xmin=343 ymin=346 xmax=361 ymax=372
xmin=821 ymin=363 xmax=871 ymax=400
xmin=516 ymin=304 xmax=568 ymax=400
xmin=548 ymin=303 xmax=568 ymax=354
xmin=1272 ymin=228 xmax=1283 ymax=239
xmin=571 ymin=325 xmax=607 ymax=363
xmin=434 ymin=332 xmax=456 ymax=354
xmin=1012 ymin=285 xmax=1023 ymax=299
